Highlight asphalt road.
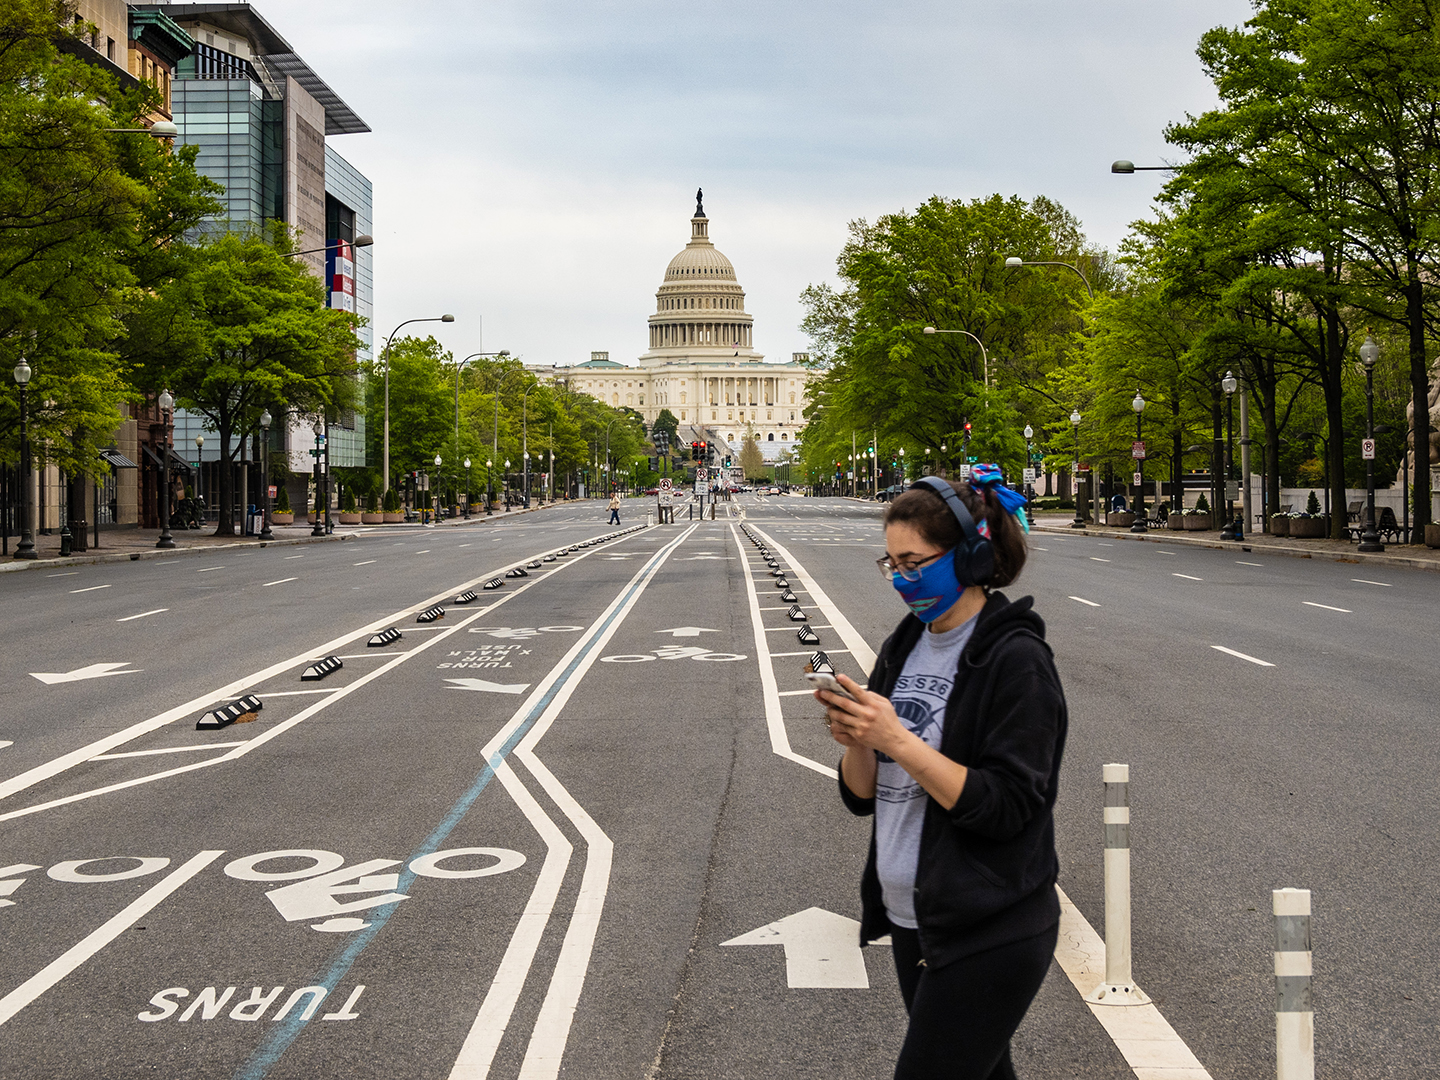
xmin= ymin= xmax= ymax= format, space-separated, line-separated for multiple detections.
xmin=0 ymin=496 xmax=1433 ymax=1078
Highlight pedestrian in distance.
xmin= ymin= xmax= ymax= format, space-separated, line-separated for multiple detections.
xmin=607 ymin=492 xmax=621 ymax=525
xmin=817 ymin=466 xmax=1066 ymax=1080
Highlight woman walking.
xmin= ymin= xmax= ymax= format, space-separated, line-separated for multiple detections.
xmin=607 ymin=492 xmax=621 ymax=525
xmin=817 ymin=468 xmax=1066 ymax=1080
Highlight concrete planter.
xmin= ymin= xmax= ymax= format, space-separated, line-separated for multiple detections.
xmin=1182 ymin=514 xmax=1212 ymax=531
xmin=1289 ymin=517 xmax=1327 ymax=538
xmin=1108 ymin=512 xmax=1136 ymax=528
xmin=1166 ymin=513 xmax=1184 ymax=530
xmin=361 ymin=512 xmax=384 ymax=524
xmin=383 ymin=511 xmax=404 ymax=524
xmin=1426 ymin=523 xmax=1440 ymax=548
xmin=1270 ymin=514 xmax=1289 ymax=536
xmin=339 ymin=512 xmax=362 ymax=525
xmin=270 ymin=512 xmax=293 ymax=525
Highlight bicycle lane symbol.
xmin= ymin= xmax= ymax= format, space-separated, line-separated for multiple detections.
xmin=600 ymin=646 xmax=747 ymax=663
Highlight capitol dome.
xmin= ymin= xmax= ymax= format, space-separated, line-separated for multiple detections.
xmin=644 ymin=190 xmax=758 ymax=363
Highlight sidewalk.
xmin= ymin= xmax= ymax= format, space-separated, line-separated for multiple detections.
xmin=1032 ymin=513 xmax=1440 ymax=574
xmin=0 ymin=501 xmax=561 ymax=574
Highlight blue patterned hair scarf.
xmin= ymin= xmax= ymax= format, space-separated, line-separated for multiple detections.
xmin=968 ymin=463 xmax=1030 ymax=535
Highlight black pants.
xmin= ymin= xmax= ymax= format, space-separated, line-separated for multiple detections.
xmin=889 ymin=922 xmax=1057 ymax=1080
xmin=608 ymin=509 xmax=620 ymax=523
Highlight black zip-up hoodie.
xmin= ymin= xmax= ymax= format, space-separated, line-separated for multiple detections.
xmin=839 ymin=590 xmax=1068 ymax=968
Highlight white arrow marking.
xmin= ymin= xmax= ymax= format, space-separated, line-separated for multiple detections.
xmin=446 ymin=678 xmax=532 ymax=695
xmin=0 ymin=865 xmax=40 ymax=909
xmin=0 ymin=741 xmax=11 ymax=750
xmin=721 ymin=907 xmax=868 ymax=988
xmin=654 ymin=626 xmax=717 ymax=638
xmin=30 ymin=663 xmax=143 ymax=685
xmin=264 ymin=859 xmax=409 ymax=927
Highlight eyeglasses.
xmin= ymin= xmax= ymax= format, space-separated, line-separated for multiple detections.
xmin=877 ymin=551 xmax=946 ymax=582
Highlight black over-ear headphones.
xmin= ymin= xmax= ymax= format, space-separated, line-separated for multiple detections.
xmin=911 ymin=476 xmax=993 ymax=587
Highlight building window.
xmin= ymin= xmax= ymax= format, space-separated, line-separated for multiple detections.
xmin=612 ymin=393 xmax=619 ymax=405
xmin=766 ymin=410 xmax=772 ymax=420
xmin=681 ymin=411 xmax=687 ymax=420
xmin=711 ymin=411 xmax=717 ymax=420
xmin=627 ymin=394 xmax=634 ymax=406
xmin=767 ymin=432 xmax=774 ymax=441
xmin=781 ymin=432 xmax=789 ymax=440
xmin=638 ymin=395 xmax=644 ymax=405
xmin=680 ymin=391 xmax=687 ymax=404
xmin=789 ymin=393 xmax=796 ymax=403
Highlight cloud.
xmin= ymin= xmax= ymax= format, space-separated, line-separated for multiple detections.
xmin=264 ymin=0 xmax=1255 ymax=366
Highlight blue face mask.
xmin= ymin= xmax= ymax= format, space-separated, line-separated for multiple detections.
xmin=892 ymin=549 xmax=964 ymax=624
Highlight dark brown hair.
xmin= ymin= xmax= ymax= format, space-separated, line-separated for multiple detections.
xmin=883 ymin=478 xmax=1028 ymax=588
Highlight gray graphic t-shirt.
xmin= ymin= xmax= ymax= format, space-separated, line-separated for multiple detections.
xmin=875 ymin=615 xmax=977 ymax=928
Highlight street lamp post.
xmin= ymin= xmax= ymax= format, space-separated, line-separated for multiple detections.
xmin=434 ymin=453 xmax=444 ymax=522
xmin=464 ymin=457 xmax=472 ymax=519
xmin=382 ymin=314 xmax=455 ymax=496
xmin=486 ymin=458 xmax=493 ymax=512
xmin=311 ymin=420 xmax=325 ymax=537
xmin=922 ymin=326 xmax=990 ymax=388
xmin=1069 ymin=410 xmax=1084 ymax=529
xmin=12 ymin=355 xmax=35 ymax=558
xmin=1358 ymin=335 xmax=1384 ymax=552
xmin=455 ymin=349 xmax=510 ymax=497
xmin=155 ymin=389 xmax=174 ymax=549
xmin=1023 ymin=424 xmax=1034 ymax=502
xmin=258 ymin=409 xmax=274 ymax=541
xmin=504 ymin=459 xmax=511 ymax=511
xmin=194 ymin=435 xmax=204 ymax=525
xmin=522 ymin=382 xmax=536 ymax=508
xmin=1131 ymin=391 xmax=1147 ymax=534
xmin=1220 ymin=371 xmax=1239 ymax=540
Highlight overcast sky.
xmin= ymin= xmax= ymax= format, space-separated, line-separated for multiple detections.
xmin=265 ymin=0 xmax=1257 ymax=368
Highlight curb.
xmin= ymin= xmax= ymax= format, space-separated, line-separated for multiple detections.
xmin=1034 ymin=522 xmax=1440 ymax=575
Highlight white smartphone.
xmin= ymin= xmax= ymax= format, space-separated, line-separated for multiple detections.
xmin=805 ymin=671 xmax=856 ymax=701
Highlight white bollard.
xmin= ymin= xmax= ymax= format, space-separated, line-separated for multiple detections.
xmin=647 ymin=511 xmax=654 ymax=527
xmin=1273 ymin=888 xmax=1313 ymax=1080
xmin=1086 ymin=763 xmax=1150 ymax=1005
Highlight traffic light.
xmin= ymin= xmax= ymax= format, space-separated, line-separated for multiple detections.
xmin=724 ymin=456 xmax=732 ymax=467
xmin=963 ymin=422 xmax=972 ymax=437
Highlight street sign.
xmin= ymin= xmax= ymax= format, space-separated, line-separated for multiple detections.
xmin=695 ymin=467 xmax=708 ymax=482
xmin=1132 ymin=440 xmax=1146 ymax=460
xmin=1133 ymin=471 xmax=1143 ymax=486
xmin=659 ymin=491 xmax=672 ymax=506
xmin=959 ymin=464 xmax=972 ymax=480
xmin=1362 ymin=438 xmax=1376 ymax=460
xmin=1023 ymin=468 xmax=1037 ymax=485
xmin=658 ymin=477 xmax=672 ymax=491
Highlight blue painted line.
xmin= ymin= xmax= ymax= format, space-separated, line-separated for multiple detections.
xmin=234 ymin=529 xmax=689 ymax=1079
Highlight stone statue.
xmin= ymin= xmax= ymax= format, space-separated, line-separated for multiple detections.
xmin=1399 ymin=355 xmax=1440 ymax=482
xmin=695 ymin=188 xmax=704 ymax=217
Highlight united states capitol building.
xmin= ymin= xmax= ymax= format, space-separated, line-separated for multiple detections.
xmin=533 ymin=192 xmax=815 ymax=462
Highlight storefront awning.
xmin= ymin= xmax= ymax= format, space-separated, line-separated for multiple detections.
xmin=140 ymin=444 xmax=194 ymax=472
xmin=98 ymin=448 xmax=137 ymax=469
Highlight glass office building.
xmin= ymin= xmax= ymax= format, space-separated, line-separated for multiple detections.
xmin=144 ymin=3 xmax=374 ymax=493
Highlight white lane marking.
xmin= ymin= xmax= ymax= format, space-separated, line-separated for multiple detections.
xmin=1352 ymin=578 xmax=1391 ymax=587
xmin=722 ymin=908 xmax=868 ymax=988
xmin=0 ymin=548 xmax=604 ymax=810
xmin=284 ymin=555 xmax=305 ymax=560
xmin=1054 ymin=887 xmax=1213 ymax=1078
xmin=1157 ymin=551 xmax=1176 ymax=556
xmin=1090 ymin=558 xmax=1111 ymax=563
xmin=1172 ymin=573 xmax=1203 ymax=581
xmin=47 ymin=572 xmax=78 ymax=577
xmin=196 ymin=567 xmax=223 ymax=573
xmin=1096 ymin=543 xmax=1113 ymax=546
xmin=116 ymin=608 xmax=168 ymax=622
xmin=1032 ymin=547 xmax=1049 ymax=551
xmin=1302 ymin=601 xmax=1351 ymax=613
xmin=1237 ymin=561 xmax=1263 ymax=566
xmin=776 ymin=689 xmax=814 ymax=697
xmin=415 ymin=550 xmax=431 ymax=554
xmin=69 ymin=584 xmax=111 ymax=594
xmin=262 ymin=577 xmax=298 ymax=587
xmin=0 ymin=741 xmax=12 ymax=749
xmin=0 ymin=851 xmax=225 ymax=1027
xmin=353 ymin=560 xmax=377 ymax=566
xmin=732 ymin=524 xmax=838 ymax=781
xmin=261 ymin=689 xmax=343 ymax=697
xmin=1068 ymin=597 xmax=1101 ymax=607
xmin=447 ymin=525 xmax=698 ymax=1080
xmin=771 ymin=649 xmax=850 ymax=657
xmin=1210 ymin=645 xmax=1275 ymax=667
xmin=90 ymin=743 xmax=247 ymax=760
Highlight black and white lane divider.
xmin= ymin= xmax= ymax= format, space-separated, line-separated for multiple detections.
xmin=196 ymin=695 xmax=263 ymax=731
xmin=454 ymin=590 xmax=479 ymax=605
xmin=1274 ymin=889 xmax=1313 ymax=1080
xmin=417 ymin=606 xmax=446 ymax=624
xmin=796 ymin=626 xmax=820 ymax=645
xmin=505 ymin=567 xmax=529 ymax=578
xmin=1086 ymin=764 xmax=1148 ymax=1006
xmin=368 ymin=627 xmax=403 ymax=647
xmin=301 ymin=657 xmax=343 ymax=682
xmin=482 ymin=578 xmax=504 ymax=590
xmin=787 ymin=605 xmax=808 ymax=622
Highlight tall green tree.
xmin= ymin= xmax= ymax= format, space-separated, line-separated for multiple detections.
xmin=132 ymin=230 xmax=362 ymax=534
